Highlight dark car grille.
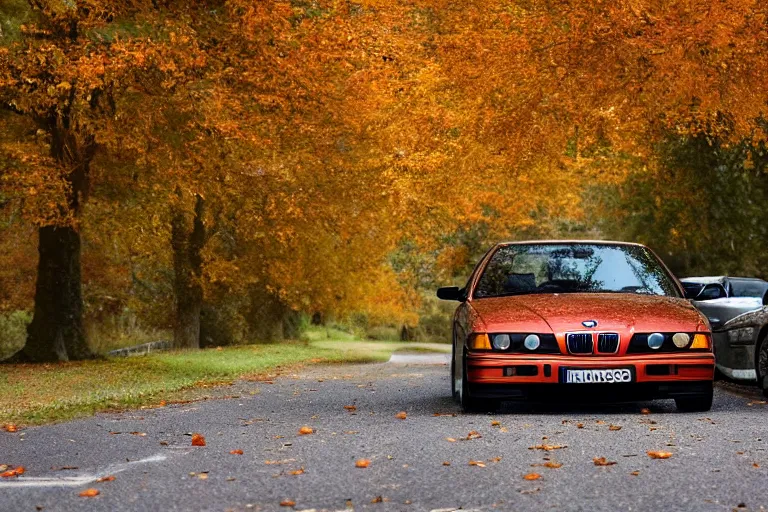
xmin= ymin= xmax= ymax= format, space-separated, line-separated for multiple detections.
xmin=567 ymin=333 xmax=593 ymax=354
xmin=597 ymin=333 xmax=620 ymax=353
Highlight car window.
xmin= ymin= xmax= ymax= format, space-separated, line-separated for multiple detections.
xmin=730 ymin=279 xmax=768 ymax=298
xmin=473 ymin=243 xmax=680 ymax=298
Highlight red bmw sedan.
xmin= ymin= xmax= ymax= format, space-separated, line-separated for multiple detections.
xmin=437 ymin=241 xmax=715 ymax=412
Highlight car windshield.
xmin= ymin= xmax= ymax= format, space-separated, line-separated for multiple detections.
xmin=473 ymin=243 xmax=680 ymax=298
xmin=729 ymin=279 xmax=767 ymax=298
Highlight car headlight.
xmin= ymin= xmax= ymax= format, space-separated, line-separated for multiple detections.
xmin=492 ymin=334 xmax=511 ymax=350
xmin=672 ymin=333 xmax=690 ymax=348
xmin=727 ymin=327 xmax=755 ymax=344
xmin=647 ymin=332 xmax=665 ymax=350
xmin=523 ymin=334 xmax=541 ymax=351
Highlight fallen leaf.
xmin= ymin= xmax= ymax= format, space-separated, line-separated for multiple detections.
xmin=298 ymin=426 xmax=314 ymax=435
xmin=433 ymin=412 xmax=456 ymax=417
xmin=753 ymin=463 xmax=760 ymax=468
xmin=79 ymin=489 xmax=100 ymax=497
xmin=609 ymin=425 xmax=622 ymax=431
xmin=1 ymin=466 xmax=25 ymax=478
xmin=0 ymin=465 xmax=7 ymax=472
xmin=469 ymin=460 xmax=486 ymax=468
xmin=596 ymin=420 xmax=605 ymax=425
xmin=532 ymin=461 xmax=563 ymax=468
xmin=442 ymin=461 xmax=450 ymax=466
xmin=488 ymin=456 xmax=502 ymax=463
xmin=130 ymin=432 xmax=146 ymax=437
xmin=445 ymin=437 xmax=457 ymax=442
xmin=523 ymin=473 xmax=542 ymax=480
xmin=230 ymin=449 xmax=244 ymax=455
xmin=465 ymin=430 xmax=482 ymax=440
xmin=197 ymin=473 xmax=208 ymax=480
xmin=647 ymin=451 xmax=673 ymax=459
xmin=191 ymin=434 xmax=206 ymax=446
xmin=159 ymin=400 xmax=167 ymax=407
xmin=96 ymin=476 xmax=115 ymax=482
xmin=355 ymin=459 xmax=371 ymax=468
xmin=491 ymin=420 xmax=501 ymax=427
xmin=529 ymin=444 xmax=567 ymax=451
xmin=280 ymin=499 xmax=296 ymax=507
xmin=395 ymin=411 xmax=407 ymax=420
xmin=371 ymin=496 xmax=383 ymax=503
xmin=3 ymin=424 xmax=18 ymax=433
xmin=641 ymin=408 xmax=651 ymax=415
xmin=593 ymin=457 xmax=617 ymax=466
xmin=577 ymin=423 xmax=584 ymax=429
xmin=288 ymin=468 xmax=304 ymax=475
xmin=630 ymin=470 xmax=640 ymax=476
xmin=344 ymin=405 xmax=357 ymax=412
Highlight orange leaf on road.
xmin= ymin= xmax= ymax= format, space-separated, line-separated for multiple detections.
xmin=191 ymin=434 xmax=206 ymax=446
xmin=79 ymin=489 xmax=100 ymax=497
xmin=640 ymin=408 xmax=651 ymax=415
xmin=3 ymin=424 xmax=18 ymax=433
xmin=1 ymin=466 xmax=24 ymax=478
xmin=344 ymin=405 xmax=357 ymax=411
xmin=609 ymin=425 xmax=622 ymax=431
xmin=529 ymin=444 xmax=567 ymax=451
xmin=469 ymin=460 xmax=486 ymax=467
xmin=523 ymin=473 xmax=542 ymax=480
xmin=647 ymin=451 xmax=672 ymax=459
xmin=465 ymin=430 xmax=482 ymax=440
xmin=395 ymin=411 xmax=407 ymax=420
xmin=96 ymin=475 xmax=115 ymax=482
xmin=289 ymin=468 xmax=304 ymax=475
xmin=298 ymin=426 xmax=314 ymax=435
xmin=630 ymin=470 xmax=640 ymax=476
xmin=355 ymin=459 xmax=371 ymax=468
xmin=230 ymin=449 xmax=243 ymax=455
xmin=593 ymin=457 xmax=617 ymax=466
xmin=280 ymin=499 xmax=296 ymax=507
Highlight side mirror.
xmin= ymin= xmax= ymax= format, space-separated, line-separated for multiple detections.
xmin=437 ymin=286 xmax=464 ymax=301
xmin=699 ymin=283 xmax=727 ymax=300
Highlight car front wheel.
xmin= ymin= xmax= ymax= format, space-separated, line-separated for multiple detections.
xmin=674 ymin=383 xmax=714 ymax=412
xmin=459 ymin=349 xmax=498 ymax=413
xmin=756 ymin=333 xmax=768 ymax=398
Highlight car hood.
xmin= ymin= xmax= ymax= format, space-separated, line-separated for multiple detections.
xmin=469 ymin=293 xmax=706 ymax=334
xmin=692 ymin=297 xmax=763 ymax=330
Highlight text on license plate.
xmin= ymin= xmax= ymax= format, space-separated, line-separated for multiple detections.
xmin=565 ymin=369 xmax=632 ymax=384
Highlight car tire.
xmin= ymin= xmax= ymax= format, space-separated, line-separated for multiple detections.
xmin=756 ymin=333 xmax=768 ymax=398
xmin=674 ymin=383 xmax=714 ymax=412
xmin=459 ymin=349 xmax=498 ymax=413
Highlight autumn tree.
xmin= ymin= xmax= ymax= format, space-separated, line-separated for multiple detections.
xmin=0 ymin=1 xmax=205 ymax=361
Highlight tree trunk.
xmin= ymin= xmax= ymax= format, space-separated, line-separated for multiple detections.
xmin=20 ymin=225 xmax=91 ymax=361
xmin=9 ymin=119 xmax=95 ymax=363
xmin=171 ymin=193 xmax=205 ymax=350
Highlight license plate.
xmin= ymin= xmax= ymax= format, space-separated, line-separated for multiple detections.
xmin=562 ymin=368 xmax=633 ymax=384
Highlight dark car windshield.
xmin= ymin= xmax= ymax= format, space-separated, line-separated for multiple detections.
xmin=473 ymin=243 xmax=680 ymax=298
xmin=729 ymin=278 xmax=768 ymax=299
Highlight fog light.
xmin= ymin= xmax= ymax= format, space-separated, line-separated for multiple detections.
xmin=493 ymin=334 xmax=511 ymax=350
xmin=468 ymin=333 xmax=491 ymax=350
xmin=672 ymin=333 xmax=690 ymax=348
xmin=648 ymin=332 xmax=665 ymax=350
xmin=524 ymin=334 xmax=541 ymax=351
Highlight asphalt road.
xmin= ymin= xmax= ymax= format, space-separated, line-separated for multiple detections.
xmin=2 ymin=354 xmax=767 ymax=512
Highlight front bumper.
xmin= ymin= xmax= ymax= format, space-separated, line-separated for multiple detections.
xmin=466 ymin=352 xmax=714 ymax=401
xmin=712 ymin=331 xmax=757 ymax=380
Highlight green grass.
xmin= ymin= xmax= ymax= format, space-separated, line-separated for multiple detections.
xmin=0 ymin=339 xmax=448 ymax=426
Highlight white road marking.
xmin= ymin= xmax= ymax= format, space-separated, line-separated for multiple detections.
xmin=0 ymin=453 xmax=167 ymax=489
xmin=388 ymin=353 xmax=450 ymax=365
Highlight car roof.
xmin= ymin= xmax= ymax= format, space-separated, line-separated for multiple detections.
xmin=496 ymin=240 xmax=646 ymax=247
xmin=680 ymin=276 xmax=727 ymax=285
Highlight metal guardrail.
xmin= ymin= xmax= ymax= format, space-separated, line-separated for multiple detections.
xmin=107 ymin=340 xmax=171 ymax=357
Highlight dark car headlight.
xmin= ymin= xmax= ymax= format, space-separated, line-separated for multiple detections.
xmin=492 ymin=334 xmax=511 ymax=350
xmin=726 ymin=327 xmax=755 ymax=344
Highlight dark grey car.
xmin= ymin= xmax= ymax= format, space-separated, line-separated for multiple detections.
xmin=716 ymin=307 xmax=768 ymax=397
xmin=682 ymin=276 xmax=768 ymax=384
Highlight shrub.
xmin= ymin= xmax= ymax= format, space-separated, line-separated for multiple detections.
xmin=0 ymin=311 xmax=31 ymax=360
